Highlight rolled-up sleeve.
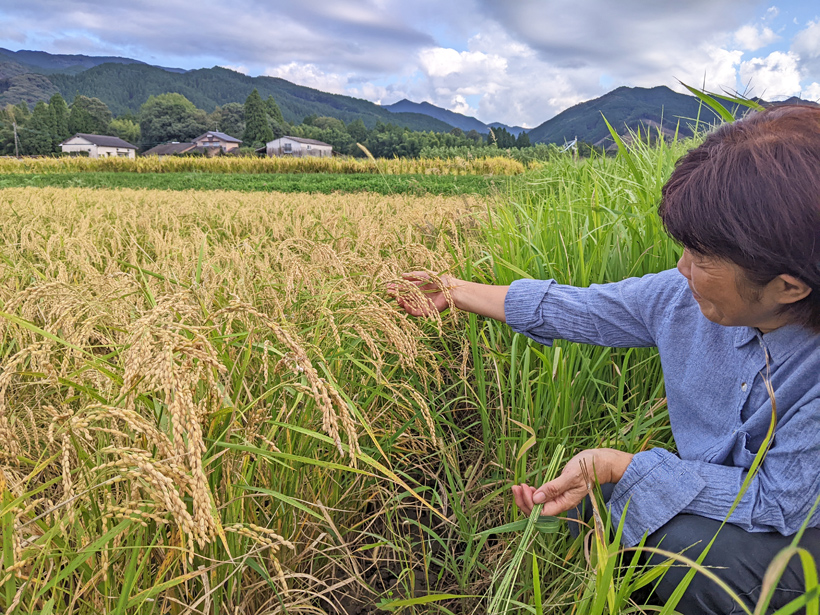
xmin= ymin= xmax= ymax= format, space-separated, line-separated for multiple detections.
xmin=609 ymin=400 xmax=820 ymax=546
xmin=608 ymin=449 xmax=706 ymax=546
xmin=503 ymin=271 xmax=683 ymax=349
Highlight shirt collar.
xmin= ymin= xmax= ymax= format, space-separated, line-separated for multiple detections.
xmin=733 ymin=324 xmax=815 ymax=365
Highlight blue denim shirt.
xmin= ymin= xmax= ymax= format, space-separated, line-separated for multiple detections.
xmin=504 ymin=268 xmax=820 ymax=546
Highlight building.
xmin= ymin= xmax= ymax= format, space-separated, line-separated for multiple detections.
xmin=192 ymin=131 xmax=242 ymax=152
xmin=265 ymin=136 xmax=332 ymax=158
xmin=59 ymin=133 xmax=138 ymax=158
xmin=142 ymin=142 xmax=198 ymax=157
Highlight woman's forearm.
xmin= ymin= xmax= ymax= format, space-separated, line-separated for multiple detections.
xmin=449 ymin=279 xmax=510 ymax=322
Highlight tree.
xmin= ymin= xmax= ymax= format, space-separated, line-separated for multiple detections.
xmin=212 ymin=102 xmax=244 ymax=138
xmin=515 ymin=131 xmax=531 ymax=148
xmin=265 ymin=96 xmax=288 ymax=140
xmin=492 ymin=126 xmax=516 ymax=148
xmin=242 ymin=89 xmax=273 ymax=148
xmin=0 ymin=105 xmax=27 ymax=155
xmin=109 ymin=118 xmax=140 ymax=145
xmin=68 ymin=95 xmax=112 ymax=135
xmin=449 ymin=127 xmax=464 ymax=137
xmin=265 ymin=95 xmax=284 ymax=125
xmin=346 ymin=118 xmax=368 ymax=145
xmin=20 ymin=101 xmax=53 ymax=155
xmin=465 ymin=129 xmax=483 ymax=143
xmin=311 ymin=116 xmax=345 ymax=132
xmin=139 ymin=93 xmax=210 ymax=149
xmin=48 ymin=94 xmax=70 ymax=149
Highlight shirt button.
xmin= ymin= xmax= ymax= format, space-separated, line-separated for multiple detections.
xmin=741 ymin=382 xmax=748 ymax=391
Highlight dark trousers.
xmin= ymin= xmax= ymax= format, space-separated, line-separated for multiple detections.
xmin=568 ymin=484 xmax=820 ymax=614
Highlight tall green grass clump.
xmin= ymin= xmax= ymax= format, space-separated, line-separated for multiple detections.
xmin=468 ymin=102 xmax=818 ymax=612
xmin=451 ymin=131 xmax=690 ymax=612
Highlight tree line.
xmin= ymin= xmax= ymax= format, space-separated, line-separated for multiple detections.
xmin=0 ymin=88 xmax=538 ymax=157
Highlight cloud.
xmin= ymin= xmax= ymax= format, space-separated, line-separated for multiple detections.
xmin=0 ymin=0 xmax=436 ymax=73
xmin=476 ymin=0 xmax=757 ymax=70
xmin=418 ymin=48 xmax=506 ymax=79
xmin=802 ymin=82 xmax=820 ymax=102
xmin=733 ymin=24 xmax=779 ymax=51
xmin=740 ymin=51 xmax=803 ymax=98
xmin=792 ymin=20 xmax=820 ymax=77
xmin=264 ymin=63 xmax=350 ymax=94
xmin=1 ymin=0 xmax=817 ymax=126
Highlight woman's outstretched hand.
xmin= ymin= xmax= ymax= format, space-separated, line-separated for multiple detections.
xmin=512 ymin=448 xmax=634 ymax=516
xmin=388 ymin=271 xmax=460 ymax=317
xmin=389 ymin=272 xmax=510 ymax=322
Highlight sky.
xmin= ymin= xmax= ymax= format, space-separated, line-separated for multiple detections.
xmin=1 ymin=0 xmax=819 ymax=128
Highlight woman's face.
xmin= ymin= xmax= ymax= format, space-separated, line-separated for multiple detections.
xmin=676 ymin=249 xmax=788 ymax=332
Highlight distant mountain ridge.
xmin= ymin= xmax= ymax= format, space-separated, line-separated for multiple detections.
xmin=0 ymin=47 xmax=184 ymax=75
xmin=44 ymin=63 xmax=453 ymax=131
xmin=382 ymin=98 xmax=527 ymax=135
xmin=526 ymin=85 xmax=719 ymax=146
xmin=3 ymin=47 xmax=817 ymax=147
xmin=526 ymin=86 xmax=819 ymax=146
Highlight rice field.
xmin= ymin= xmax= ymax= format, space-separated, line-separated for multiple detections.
xmin=0 ymin=132 xmax=814 ymax=614
xmin=0 ymin=154 xmax=528 ymax=176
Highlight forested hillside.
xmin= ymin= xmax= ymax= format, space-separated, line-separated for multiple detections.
xmin=49 ymin=64 xmax=453 ymax=131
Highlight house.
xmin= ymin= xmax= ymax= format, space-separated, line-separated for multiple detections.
xmin=142 ymin=142 xmax=198 ymax=157
xmin=59 ymin=133 xmax=138 ymax=158
xmin=192 ymin=131 xmax=242 ymax=152
xmin=265 ymin=136 xmax=332 ymax=158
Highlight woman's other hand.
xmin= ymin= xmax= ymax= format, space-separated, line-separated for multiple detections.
xmin=512 ymin=448 xmax=634 ymax=516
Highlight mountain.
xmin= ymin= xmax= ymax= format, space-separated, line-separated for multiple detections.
xmin=527 ymin=85 xmax=723 ymax=146
xmin=0 ymin=47 xmax=184 ymax=75
xmin=487 ymin=122 xmax=528 ymax=137
xmin=382 ymin=99 xmax=487 ymax=133
xmin=6 ymin=48 xmax=816 ymax=145
xmin=47 ymin=64 xmax=453 ymax=131
xmin=382 ymin=98 xmax=527 ymax=135
xmin=0 ymin=61 xmax=59 ymax=106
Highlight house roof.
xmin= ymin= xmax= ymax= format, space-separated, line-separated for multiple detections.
xmin=60 ymin=133 xmax=138 ymax=149
xmin=194 ymin=131 xmax=242 ymax=143
xmin=276 ymin=136 xmax=332 ymax=147
xmin=142 ymin=142 xmax=197 ymax=156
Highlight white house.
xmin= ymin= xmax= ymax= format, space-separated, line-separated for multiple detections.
xmin=59 ymin=133 xmax=138 ymax=159
xmin=265 ymin=136 xmax=332 ymax=158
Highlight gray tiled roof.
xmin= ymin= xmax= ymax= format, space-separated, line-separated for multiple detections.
xmin=195 ymin=131 xmax=242 ymax=143
xmin=278 ymin=136 xmax=332 ymax=147
xmin=61 ymin=133 xmax=138 ymax=149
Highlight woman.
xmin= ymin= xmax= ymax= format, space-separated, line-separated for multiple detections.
xmin=394 ymin=105 xmax=820 ymax=614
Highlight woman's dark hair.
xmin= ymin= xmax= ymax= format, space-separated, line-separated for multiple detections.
xmin=659 ymin=104 xmax=820 ymax=331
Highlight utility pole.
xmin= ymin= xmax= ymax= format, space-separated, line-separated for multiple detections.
xmin=12 ymin=120 xmax=19 ymax=158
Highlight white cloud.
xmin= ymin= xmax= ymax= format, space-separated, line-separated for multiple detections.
xmin=449 ymin=94 xmax=475 ymax=116
xmin=418 ymin=48 xmax=506 ymax=79
xmin=792 ymin=20 xmax=820 ymax=77
xmin=2 ymin=0 xmax=818 ymax=126
xmin=733 ymin=24 xmax=779 ymax=51
xmin=264 ymin=63 xmax=350 ymax=95
xmin=803 ymin=82 xmax=820 ymax=102
xmin=740 ymin=51 xmax=803 ymax=98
